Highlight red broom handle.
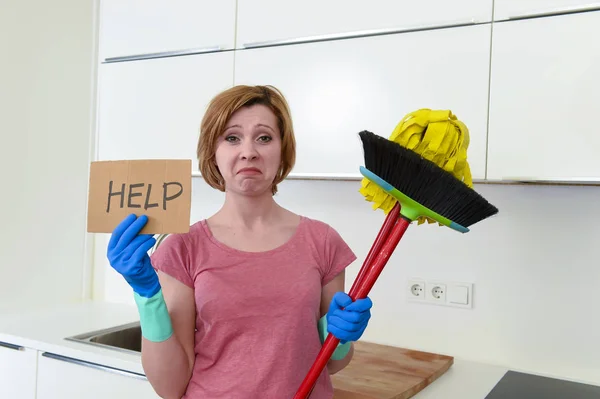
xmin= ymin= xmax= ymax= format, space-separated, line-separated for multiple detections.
xmin=292 ymin=216 xmax=411 ymax=399
xmin=296 ymin=202 xmax=399 ymax=398
xmin=349 ymin=202 xmax=400 ymax=293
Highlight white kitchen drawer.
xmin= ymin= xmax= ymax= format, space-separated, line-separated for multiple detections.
xmin=235 ymin=24 xmax=491 ymax=179
xmin=236 ymin=0 xmax=493 ymax=48
xmin=0 ymin=342 xmax=37 ymax=399
xmin=99 ymin=0 xmax=236 ymax=61
xmin=487 ymin=11 xmax=600 ymax=182
xmin=36 ymin=352 xmax=159 ymax=398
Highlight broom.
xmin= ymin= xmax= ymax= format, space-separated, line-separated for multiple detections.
xmin=352 ymin=109 xmax=473 ymax=302
xmin=292 ymin=130 xmax=498 ymax=399
xmin=360 ymin=108 xmax=474 ymax=223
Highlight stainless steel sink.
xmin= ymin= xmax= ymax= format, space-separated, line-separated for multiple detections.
xmin=65 ymin=321 xmax=142 ymax=355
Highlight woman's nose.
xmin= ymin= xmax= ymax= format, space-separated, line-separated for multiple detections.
xmin=240 ymin=141 xmax=259 ymax=160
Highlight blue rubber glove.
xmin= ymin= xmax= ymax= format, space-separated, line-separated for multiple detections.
xmin=107 ymin=214 xmax=159 ymax=298
xmin=326 ymin=292 xmax=373 ymax=344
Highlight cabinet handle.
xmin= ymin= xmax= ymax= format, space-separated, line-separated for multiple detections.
xmin=242 ymin=19 xmax=478 ymax=49
xmin=0 ymin=341 xmax=24 ymax=351
xmin=508 ymin=3 xmax=600 ymax=20
xmin=104 ymin=46 xmax=224 ymax=63
xmin=191 ymin=170 xmax=366 ymax=180
xmin=41 ymin=352 xmax=147 ymax=380
xmin=194 ymin=170 xmax=490 ymax=182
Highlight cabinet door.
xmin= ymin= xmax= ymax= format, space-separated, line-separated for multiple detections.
xmin=235 ymin=25 xmax=491 ymax=179
xmin=0 ymin=342 xmax=37 ymax=399
xmin=236 ymin=0 xmax=493 ymax=48
xmin=487 ymin=11 xmax=600 ymax=182
xmin=37 ymin=352 xmax=159 ymax=399
xmin=493 ymin=0 xmax=600 ymax=21
xmin=97 ymin=52 xmax=234 ymax=169
xmin=99 ymin=0 xmax=236 ymax=61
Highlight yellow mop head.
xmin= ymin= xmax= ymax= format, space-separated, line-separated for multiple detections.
xmin=359 ymin=108 xmax=473 ymax=225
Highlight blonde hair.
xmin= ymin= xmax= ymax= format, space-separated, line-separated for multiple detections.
xmin=197 ymin=85 xmax=296 ymax=195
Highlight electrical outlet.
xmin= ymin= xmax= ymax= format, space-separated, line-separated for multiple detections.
xmin=407 ymin=279 xmax=426 ymax=301
xmin=426 ymin=282 xmax=446 ymax=303
xmin=407 ymin=278 xmax=473 ymax=309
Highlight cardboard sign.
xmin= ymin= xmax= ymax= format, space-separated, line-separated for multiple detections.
xmin=87 ymin=159 xmax=192 ymax=234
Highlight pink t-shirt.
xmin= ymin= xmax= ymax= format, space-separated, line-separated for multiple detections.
xmin=150 ymin=215 xmax=356 ymax=399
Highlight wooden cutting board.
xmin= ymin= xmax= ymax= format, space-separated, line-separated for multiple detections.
xmin=331 ymin=341 xmax=453 ymax=399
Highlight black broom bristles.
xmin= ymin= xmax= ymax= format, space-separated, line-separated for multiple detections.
xmin=359 ymin=130 xmax=499 ymax=228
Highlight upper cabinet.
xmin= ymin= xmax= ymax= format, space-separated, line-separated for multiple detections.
xmin=234 ymin=25 xmax=491 ymax=179
xmin=487 ymin=11 xmax=600 ymax=182
xmin=493 ymin=0 xmax=600 ymax=21
xmin=96 ymin=52 xmax=234 ymax=169
xmin=93 ymin=0 xmax=599 ymax=184
xmin=98 ymin=0 xmax=236 ymax=62
xmin=236 ymin=0 xmax=493 ymax=48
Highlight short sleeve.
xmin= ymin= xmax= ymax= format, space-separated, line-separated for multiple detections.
xmin=150 ymin=234 xmax=194 ymax=288
xmin=322 ymin=225 xmax=357 ymax=286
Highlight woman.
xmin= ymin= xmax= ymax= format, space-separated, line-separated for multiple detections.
xmin=107 ymin=85 xmax=373 ymax=398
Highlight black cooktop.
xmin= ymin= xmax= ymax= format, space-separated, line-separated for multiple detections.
xmin=485 ymin=370 xmax=600 ymax=399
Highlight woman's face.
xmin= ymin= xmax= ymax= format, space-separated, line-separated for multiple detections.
xmin=214 ymin=104 xmax=282 ymax=196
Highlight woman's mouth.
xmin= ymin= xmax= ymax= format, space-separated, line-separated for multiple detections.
xmin=237 ymin=167 xmax=262 ymax=175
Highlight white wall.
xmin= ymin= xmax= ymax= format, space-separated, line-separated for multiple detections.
xmin=93 ymin=176 xmax=600 ymax=385
xmin=0 ymin=0 xmax=97 ymax=311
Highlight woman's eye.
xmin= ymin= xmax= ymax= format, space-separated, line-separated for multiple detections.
xmin=258 ymin=135 xmax=272 ymax=142
xmin=225 ymin=135 xmax=239 ymax=142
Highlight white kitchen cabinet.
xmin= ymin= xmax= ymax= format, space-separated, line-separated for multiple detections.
xmin=487 ymin=11 xmax=600 ymax=182
xmin=493 ymin=0 xmax=600 ymax=21
xmin=236 ymin=0 xmax=493 ymax=48
xmin=235 ymin=25 xmax=491 ymax=179
xmin=99 ymin=0 xmax=236 ymax=61
xmin=97 ymin=51 xmax=234 ymax=169
xmin=0 ymin=342 xmax=37 ymax=399
xmin=37 ymin=352 xmax=159 ymax=398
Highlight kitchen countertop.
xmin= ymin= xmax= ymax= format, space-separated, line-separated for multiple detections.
xmin=0 ymin=300 xmax=508 ymax=398
xmin=411 ymin=358 xmax=507 ymax=399
xmin=0 ymin=300 xmax=146 ymax=375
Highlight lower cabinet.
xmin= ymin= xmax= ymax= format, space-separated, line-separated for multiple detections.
xmin=0 ymin=342 xmax=37 ymax=399
xmin=36 ymin=352 xmax=160 ymax=399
